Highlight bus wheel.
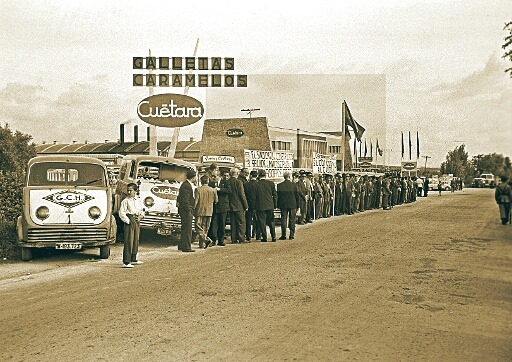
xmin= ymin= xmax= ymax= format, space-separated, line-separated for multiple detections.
xmin=99 ymin=245 xmax=110 ymax=259
xmin=21 ymin=248 xmax=32 ymax=262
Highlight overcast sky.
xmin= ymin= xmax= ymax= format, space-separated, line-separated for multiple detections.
xmin=0 ymin=0 xmax=510 ymax=167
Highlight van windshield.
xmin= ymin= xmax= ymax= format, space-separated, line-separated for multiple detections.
xmin=28 ymin=162 xmax=107 ymax=187
xmin=136 ymin=161 xmax=191 ymax=184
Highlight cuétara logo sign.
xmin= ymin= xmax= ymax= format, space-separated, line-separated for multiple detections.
xmin=137 ymin=93 xmax=204 ymax=128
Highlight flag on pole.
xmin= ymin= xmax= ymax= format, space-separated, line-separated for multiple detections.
xmin=408 ymin=131 xmax=412 ymax=160
xmin=401 ymin=132 xmax=404 ymax=159
xmin=364 ymin=139 xmax=367 ymax=157
xmin=354 ymin=136 xmax=357 ymax=166
xmin=359 ymin=140 xmax=362 ymax=157
xmin=416 ymin=131 xmax=420 ymax=159
xmin=377 ymin=139 xmax=383 ymax=156
xmin=370 ymin=139 xmax=373 ymax=158
xmin=343 ymin=101 xmax=365 ymax=142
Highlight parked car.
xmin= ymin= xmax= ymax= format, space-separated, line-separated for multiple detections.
xmin=471 ymin=177 xmax=485 ymax=188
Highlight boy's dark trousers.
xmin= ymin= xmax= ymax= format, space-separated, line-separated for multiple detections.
xmin=123 ymin=214 xmax=140 ymax=264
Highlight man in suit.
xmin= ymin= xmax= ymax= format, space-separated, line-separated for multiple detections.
xmin=177 ymin=168 xmax=197 ymax=252
xmin=226 ymin=167 xmax=248 ymax=244
xmin=244 ymin=170 xmax=260 ymax=241
xmin=254 ymin=169 xmax=277 ymax=242
xmin=194 ymin=174 xmax=218 ymax=249
xmin=313 ymin=174 xmax=323 ymax=219
xmin=295 ymin=171 xmax=308 ymax=224
xmin=212 ymin=171 xmax=231 ymax=246
xmin=277 ymin=171 xmax=300 ymax=240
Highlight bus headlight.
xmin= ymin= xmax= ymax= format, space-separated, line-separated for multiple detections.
xmin=144 ymin=196 xmax=155 ymax=208
xmin=88 ymin=206 xmax=102 ymax=220
xmin=35 ymin=206 xmax=50 ymax=220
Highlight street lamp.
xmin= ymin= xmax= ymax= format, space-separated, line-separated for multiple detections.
xmin=241 ymin=108 xmax=260 ymax=118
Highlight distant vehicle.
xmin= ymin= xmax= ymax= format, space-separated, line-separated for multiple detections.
xmin=471 ymin=177 xmax=485 ymax=188
xmin=479 ymin=173 xmax=496 ymax=188
xmin=16 ymin=156 xmax=117 ymax=261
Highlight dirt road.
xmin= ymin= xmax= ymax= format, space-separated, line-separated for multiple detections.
xmin=0 ymin=188 xmax=510 ymax=361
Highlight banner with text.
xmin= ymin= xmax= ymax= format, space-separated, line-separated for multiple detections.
xmin=243 ymin=150 xmax=293 ymax=179
xmin=312 ymin=153 xmax=337 ymax=174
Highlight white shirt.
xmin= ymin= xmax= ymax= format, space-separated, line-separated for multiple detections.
xmin=119 ymin=196 xmax=145 ymax=224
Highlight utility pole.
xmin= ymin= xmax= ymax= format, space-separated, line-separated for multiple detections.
xmin=241 ymin=108 xmax=260 ymax=118
xmin=423 ymin=155 xmax=431 ymax=175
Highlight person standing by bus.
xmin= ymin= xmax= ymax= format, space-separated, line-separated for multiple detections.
xmin=119 ymin=182 xmax=145 ymax=268
xmin=177 ymin=169 xmax=197 ymax=252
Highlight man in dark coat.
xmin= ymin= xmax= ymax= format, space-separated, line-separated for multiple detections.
xmin=211 ymin=171 xmax=230 ymax=246
xmin=296 ymin=171 xmax=308 ymax=224
xmin=177 ymin=169 xmax=197 ymax=252
xmin=277 ymin=171 xmax=300 ymax=240
xmin=244 ymin=170 xmax=260 ymax=241
xmin=254 ymin=169 xmax=277 ymax=242
xmin=226 ymin=167 xmax=248 ymax=244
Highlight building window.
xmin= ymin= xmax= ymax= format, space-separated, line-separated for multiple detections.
xmin=329 ymin=145 xmax=342 ymax=154
xmin=271 ymin=140 xmax=291 ymax=151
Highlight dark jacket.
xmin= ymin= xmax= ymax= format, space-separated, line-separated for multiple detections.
xmin=244 ymin=179 xmax=258 ymax=210
xmin=296 ymin=179 xmax=307 ymax=201
xmin=495 ymin=182 xmax=512 ymax=204
xmin=227 ymin=176 xmax=248 ymax=211
xmin=254 ymin=178 xmax=277 ymax=211
xmin=212 ymin=177 xmax=231 ymax=213
xmin=177 ymin=180 xmax=194 ymax=214
xmin=277 ymin=179 xmax=300 ymax=210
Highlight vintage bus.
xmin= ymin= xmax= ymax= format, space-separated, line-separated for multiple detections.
xmin=16 ymin=156 xmax=117 ymax=261
xmin=114 ymin=155 xmax=196 ymax=238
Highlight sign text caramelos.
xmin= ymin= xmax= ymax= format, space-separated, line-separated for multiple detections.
xmin=137 ymin=93 xmax=204 ymax=128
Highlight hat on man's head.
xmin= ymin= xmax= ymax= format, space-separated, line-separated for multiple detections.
xmin=299 ymin=169 xmax=306 ymax=175
xmin=292 ymin=171 xmax=300 ymax=178
xmin=249 ymin=170 xmax=258 ymax=178
xmin=258 ymin=169 xmax=266 ymax=177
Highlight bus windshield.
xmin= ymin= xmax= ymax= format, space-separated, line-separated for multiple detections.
xmin=28 ymin=162 xmax=107 ymax=187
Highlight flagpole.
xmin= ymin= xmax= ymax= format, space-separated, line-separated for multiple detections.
xmin=341 ymin=100 xmax=346 ymax=173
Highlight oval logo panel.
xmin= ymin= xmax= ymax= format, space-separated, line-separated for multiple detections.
xmin=137 ymin=93 xmax=204 ymax=127
xmin=402 ymin=162 xmax=416 ymax=170
xmin=151 ymin=185 xmax=180 ymax=200
xmin=226 ymin=128 xmax=244 ymax=137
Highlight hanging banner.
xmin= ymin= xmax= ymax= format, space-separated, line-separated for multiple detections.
xmin=243 ymin=150 xmax=293 ymax=179
xmin=312 ymin=153 xmax=337 ymax=174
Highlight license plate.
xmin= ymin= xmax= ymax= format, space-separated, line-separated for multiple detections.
xmin=157 ymin=227 xmax=171 ymax=235
xmin=55 ymin=243 xmax=82 ymax=250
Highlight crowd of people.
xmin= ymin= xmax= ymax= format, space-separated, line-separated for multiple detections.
xmin=181 ymin=164 xmax=435 ymax=251
xmin=119 ymin=162 xmax=464 ymax=267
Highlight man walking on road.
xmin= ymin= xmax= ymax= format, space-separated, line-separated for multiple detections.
xmin=495 ymin=175 xmax=512 ymax=225
xmin=277 ymin=171 xmax=300 ymax=240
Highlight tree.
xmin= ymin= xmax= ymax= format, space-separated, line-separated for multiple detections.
xmin=470 ymin=153 xmax=512 ymax=178
xmin=503 ymin=21 xmax=512 ymax=78
xmin=440 ymin=144 xmax=469 ymax=181
xmin=0 ymin=124 xmax=36 ymax=174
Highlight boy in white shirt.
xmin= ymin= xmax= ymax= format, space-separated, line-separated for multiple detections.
xmin=119 ymin=183 xmax=145 ymax=268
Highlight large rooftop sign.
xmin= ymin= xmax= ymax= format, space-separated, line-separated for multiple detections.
xmin=133 ymin=56 xmax=247 ymax=87
xmin=137 ymin=93 xmax=204 ymax=127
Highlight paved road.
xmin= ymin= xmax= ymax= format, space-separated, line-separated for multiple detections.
xmin=0 ymin=188 xmax=511 ymax=361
